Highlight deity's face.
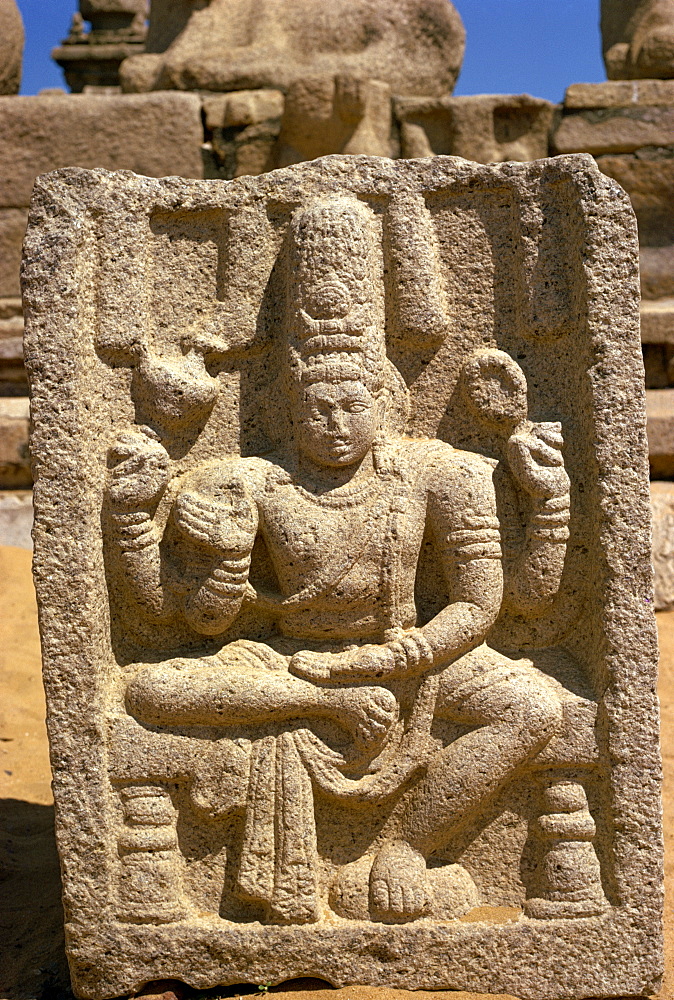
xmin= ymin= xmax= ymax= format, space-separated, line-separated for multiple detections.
xmin=295 ymin=379 xmax=383 ymax=468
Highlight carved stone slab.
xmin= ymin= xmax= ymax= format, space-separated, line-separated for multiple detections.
xmin=22 ymin=155 xmax=662 ymax=1000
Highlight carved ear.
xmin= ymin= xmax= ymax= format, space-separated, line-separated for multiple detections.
xmin=460 ymin=348 xmax=528 ymax=432
xmin=380 ymin=358 xmax=411 ymax=438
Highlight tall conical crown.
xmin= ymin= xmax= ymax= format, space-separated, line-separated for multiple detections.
xmin=286 ymin=196 xmax=387 ymax=389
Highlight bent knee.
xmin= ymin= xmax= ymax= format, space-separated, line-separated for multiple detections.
xmin=514 ymin=684 xmax=564 ymax=746
xmin=126 ymin=661 xmax=182 ymax=724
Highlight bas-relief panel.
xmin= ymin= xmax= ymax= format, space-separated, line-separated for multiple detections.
xmin=23 ymin=156 xmax=661 ymax=999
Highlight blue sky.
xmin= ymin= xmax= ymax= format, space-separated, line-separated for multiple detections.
xmin=16 ymin=0 xmax=607 ymax=103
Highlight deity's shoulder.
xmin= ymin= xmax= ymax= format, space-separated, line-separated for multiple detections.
xmin=175 ymin=454 xmax=277 ymax=502
xmin=397 ymin=437 xmax=497 ymax=498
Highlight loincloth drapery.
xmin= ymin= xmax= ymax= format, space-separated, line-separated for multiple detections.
xmin=188 ymin=639 xmax=433 ymax=923
xmin=187 ymin=640 xmax=555 ymax=922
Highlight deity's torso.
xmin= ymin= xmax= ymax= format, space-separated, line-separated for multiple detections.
xmin=193 ymin=440 xmax=501 ymax=644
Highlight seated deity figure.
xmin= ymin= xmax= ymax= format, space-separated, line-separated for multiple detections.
xmin=106 ymin=198 xmax=572 ymax=926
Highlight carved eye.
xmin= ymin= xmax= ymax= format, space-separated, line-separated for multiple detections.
xmin=301 ymin=279 xmax=352 ymax=320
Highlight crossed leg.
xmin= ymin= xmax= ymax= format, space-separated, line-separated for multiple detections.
xmin=370 ymin=645 xmax=563 ymax=922
xmin=126 ymin=639 xmax=398 ymax=754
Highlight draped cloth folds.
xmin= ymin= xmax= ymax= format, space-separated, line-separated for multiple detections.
xmin=233 ymin=718 xmax=434 ymax=923
xmin=235 ymin=731 xmax=320 ymax=924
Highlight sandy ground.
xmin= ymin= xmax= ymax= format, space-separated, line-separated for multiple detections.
xmin=0 ymin=542 xmax=672 ymax=1000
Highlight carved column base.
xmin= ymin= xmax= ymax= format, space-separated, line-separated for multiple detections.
xmin=116 ymin=783 xmax=187 ymax=924
xmin=524 ymin=779 xmax=609 ymax=920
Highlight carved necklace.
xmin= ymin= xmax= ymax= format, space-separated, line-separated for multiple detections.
xmin=287 ymin=475 xmax=382 ymax=509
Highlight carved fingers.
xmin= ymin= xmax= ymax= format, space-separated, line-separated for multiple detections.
xmin=506 ymin=421 xmax=571 ymax=500
xmin=106 ymin=428 xmax=171 ymax=510
xmin=290 ymin=644 xmax=397 ymax=682
xmin=352 ymin=686 xmax=398 ymax=749
xmin=174 ymin=489 xmax=257 ymax=554
xmin=369 ymin=840 xmax=431 ymax=923
xmin=289 ymin=650 xmax=333 ymax=682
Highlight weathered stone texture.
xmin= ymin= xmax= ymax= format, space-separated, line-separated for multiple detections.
xmin=23 ymin=155 xmax=661 ymax=1000
xmin=394 ymin=93 xmax=555 ymax=163
xmin=0 ymin=396 xmax=30 ymax=488
xmin=120 ymin=0 xmax=465 ymax=97
xmin=0 ymin=209 xmax=28 ymax=298
xmin=0 ymin=93 xmax=204 ymax=208
xmin=553 ymin=105 xmax=674 ymax=155
xmin=647 ymin=387 xmax=674 ymax=476
xmin=594 ymin=150 xmax=674 ymax=298
xmin=602 ymin=0 xmax=674 ymax=79
xmin=0 ymin=0 xmax=24 ymax=96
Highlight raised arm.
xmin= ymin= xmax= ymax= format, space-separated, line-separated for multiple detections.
xmin=501 ymin=421 xmax=570 ymax=615
xmin=105 ymin=428 xmax=174 ymax=622
xmin=171 ymin=477 xmax=258 ymax=635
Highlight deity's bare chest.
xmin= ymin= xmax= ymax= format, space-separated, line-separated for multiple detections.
xmin=259 ymin=482 xmax=401 ymax=595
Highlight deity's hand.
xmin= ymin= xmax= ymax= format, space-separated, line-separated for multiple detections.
xmin=290 ymin=644 xmax=397 ymax=683
xmin=174 ymin=483 xmax=256 ymax=555
xmin=106 ymin=428 xmax=171 ymax=511
xmin=506 ymin=421 xmax=570 ymax=501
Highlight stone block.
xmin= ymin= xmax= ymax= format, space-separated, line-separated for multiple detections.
xmin=565 ymin=79 xmax=674 ymax=108
xmin=22 ymin=156 xmax=661 ymax=999
xmin=394 ymin=93 xmax=555 ymax=163
xmin=642 ymin=296 xmax=674 ymax=343
xmin=120 ymin=0 xmax=465 ymax=97
xmin=0 ymin=208 xmax=28 ymax=298
xmin=0 ymin=396 xmax=30 ymax=488
xmin=0 ymin=489 xmax=33 ymax=549
xmin=641 ymin=300 xmax=674 ymax=388
xmin=0 ymin=300 xmax=26 ymax=394
xmin=202 ymin=89 xmax=285 ymax=130
xmin=595 ymin=149 xmax=674 ymax=244
xmin=0 ymin=93 xmax=204 ymax=208
xmin=651 ymin=480 xmax=674 ymax=609
xmin=0 ymin=0 xmax=23 ymax=96
xmin=647 ymin=387 xmax=674 ymax=475
xmin=641 ymin=244 xmax=674 ymax=298
xmin=203 ymin=89 xmax=285 ymax=180
xmin=276 ymin=76 xmax=392 ymax=167
xmin=553 ymin=106 xmax=674 ymax=154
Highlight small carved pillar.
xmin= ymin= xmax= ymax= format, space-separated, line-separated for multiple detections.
xmin=525 ymin=779 xmax=609 ymax=919
xmin=116 ymin=783 xmax=186 ymax=923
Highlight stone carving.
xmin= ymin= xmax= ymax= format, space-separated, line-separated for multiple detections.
xmin=119 ymin=0 xmax=465 ymax=97
xmin=602 ymin=0 xmax=674 ymax=79
xmin=23 ymin=156 xmax=662 ymax=1000
xmin=394 ymin=94 xmax=555 ymax=164
xmin=53 ymin=0 xmax=147 ymax=93
xmin=0 ymin=0 xmax=23 ymax=96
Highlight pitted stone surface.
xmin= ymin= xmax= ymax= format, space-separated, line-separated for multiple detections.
xmin=119 ymin=0 xmax=465 ymax=97
xmin=0 ymin=0 xmax=23 ymax=96
xmin=602 ymin=0 xmax=674 ymax=79
xmin=23 ymin=155 xmax=662 ymax=1000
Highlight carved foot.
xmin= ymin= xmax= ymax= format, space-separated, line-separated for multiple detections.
xmin=369 ymin=840 xmax=432 ymax=923
xmin=332 ymin=685 xmax=398 ymax=753
xmin=329 ymin=849 xmax=479 ymax=922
